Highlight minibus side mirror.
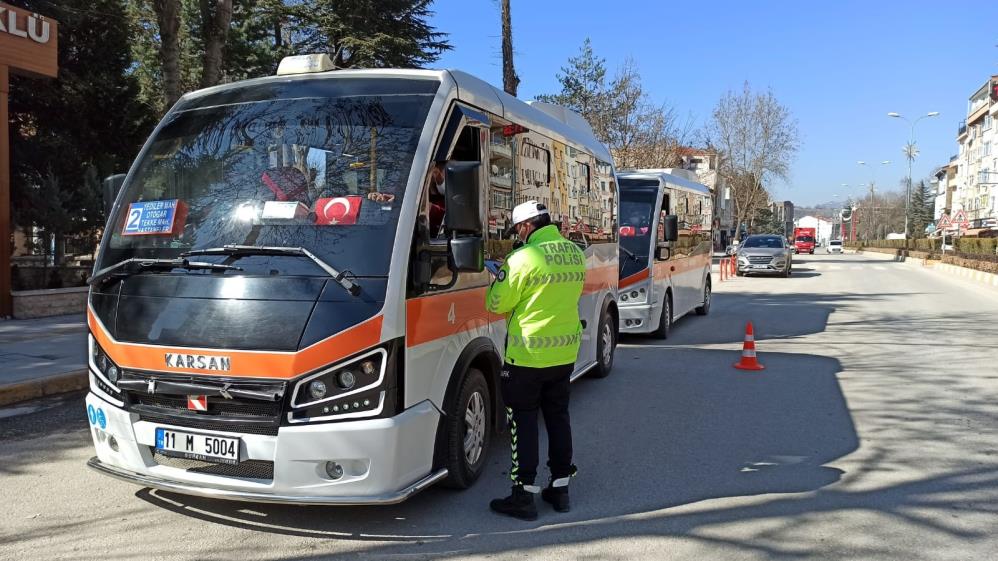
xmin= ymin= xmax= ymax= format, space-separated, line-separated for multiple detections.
xmin=662 ymin=215 xmax=679 ymax=242
xmin=103 ymin=174 xmax=126 ymax=217
xmin=656 ymin=244 xmax=671 ymax=261
xmin=450 ymin=236 xmax=484 ymax=272
xmin=444 ymin=161 xmax=482 ymax=233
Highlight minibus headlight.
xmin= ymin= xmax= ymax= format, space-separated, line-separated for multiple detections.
xmin=336 ymin=370 xmax=356 ymax=390
xmin=291 ymin=348 xmax=387 ymax=409
xmin=621 ymin=283 xmax=648 ymax=304
xmin=309 ymin=380 xmax=327 ymax=400
xmin=89 ymin=335 xmax=122 ymax=394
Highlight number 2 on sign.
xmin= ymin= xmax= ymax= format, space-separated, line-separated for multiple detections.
xmin=126 ymin=208 xmax=142 ymax=231
xmin=447 ymin=303 xmax=456 ymax=324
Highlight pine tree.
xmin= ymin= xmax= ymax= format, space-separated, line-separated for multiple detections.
xmin=8 ymin=0 xmax=155 ymax=262
xmin=288 ymin=0 xmax=451 ymax=69
xmin=908 ymin=179 xmax=935 ymax=238
xmin=536 ymin=38 xmax=612 ymax=142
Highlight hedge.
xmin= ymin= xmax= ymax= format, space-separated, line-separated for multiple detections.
xmin=845 ymin=238 xmax=997 ymax=256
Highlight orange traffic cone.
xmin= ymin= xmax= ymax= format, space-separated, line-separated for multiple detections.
xmin=734 ymin=321 xmax=765 ymax=371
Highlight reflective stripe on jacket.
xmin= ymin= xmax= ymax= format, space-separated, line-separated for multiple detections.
xmin=486 ymin=224 xmax=586 ymax=368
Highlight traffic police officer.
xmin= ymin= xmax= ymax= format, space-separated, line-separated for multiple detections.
xmin=486 ymin=200 xmax=586 ymax=520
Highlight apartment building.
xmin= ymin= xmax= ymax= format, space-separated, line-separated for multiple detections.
xmin=681 ymin=148 xmax=732 ymax=248
xmin=954 ymin=76 xmax=998 ymax=232
xmin=931 ymin=158 xmax=958 ymax=221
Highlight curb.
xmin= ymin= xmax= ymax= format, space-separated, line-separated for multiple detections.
xmin=0 ymin=369 xmax=89 ymax=407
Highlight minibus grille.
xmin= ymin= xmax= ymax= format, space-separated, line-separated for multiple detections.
xmin=120 ymin=373 xmax=286 ymax=437
xmin=152 ymin=451 xmax=275 ymax=480
xmin=134 ymin=394 xmax=281 ymax=418
xmin=137 ymin=410 xmax=280 ymax=436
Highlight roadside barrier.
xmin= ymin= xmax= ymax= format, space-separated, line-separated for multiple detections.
xmin=719 ymin=257 xmax=726 ymax=281
xmin=733 ymin=321 xmax=765 ymax=371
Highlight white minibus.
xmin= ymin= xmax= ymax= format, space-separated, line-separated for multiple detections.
xmin=84 ymin=55 xmax=620 ymax=504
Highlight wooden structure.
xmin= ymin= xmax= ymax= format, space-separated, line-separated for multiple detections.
xmin=0 ymin=2 xmax=58 ymax=316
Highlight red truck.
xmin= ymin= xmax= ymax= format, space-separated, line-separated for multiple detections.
xmin=793 ymin=227 xmax=816 ymax=254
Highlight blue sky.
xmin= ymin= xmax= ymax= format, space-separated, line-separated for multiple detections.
xmin=429 ymin=0 xmax=998 ymax=206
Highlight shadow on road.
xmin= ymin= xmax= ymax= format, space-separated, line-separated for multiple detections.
xmin=134 ymin=347 xmax=859 ymax=559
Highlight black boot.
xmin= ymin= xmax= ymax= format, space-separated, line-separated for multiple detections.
xmin=490 ymin=485 xmax=538 ymax=521
xmin=541 ymin=475 xmax=572 ymax=512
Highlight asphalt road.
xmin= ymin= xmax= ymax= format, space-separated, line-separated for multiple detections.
xmin=3 ymin=252 xmax=998 ymax=561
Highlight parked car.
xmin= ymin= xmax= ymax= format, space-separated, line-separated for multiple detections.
xmin=828 ymin=239 xmax=843 ymax=254
xmin=736 ymin=234 xmax=793 ymax=277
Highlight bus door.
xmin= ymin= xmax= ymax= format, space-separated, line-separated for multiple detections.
xmin=654 ymin=188 xmax=676 ymax=312
xmin=406 ymin=104 xmax=491 ymax=408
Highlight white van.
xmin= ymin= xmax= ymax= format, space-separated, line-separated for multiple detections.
xmin=828 ymin=239 xmax=843 ymax=254
xmin=616 ymin=170 xmax=713 ymax=338
xmin=84 ymin=55 xmax=620 ymax=505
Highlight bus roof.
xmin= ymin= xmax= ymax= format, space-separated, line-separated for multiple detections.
xmin=178 ymin=67 xmax=613 ymax=164
xmin=617 ymin=169 xmax=712 ymax=197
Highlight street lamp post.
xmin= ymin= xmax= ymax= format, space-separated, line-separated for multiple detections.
xmin=888 ymin=111 xmax=940 ymax=239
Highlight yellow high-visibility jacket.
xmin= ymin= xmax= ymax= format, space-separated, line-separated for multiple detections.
xmin=486 ymin=225 xmax=586 ymax=368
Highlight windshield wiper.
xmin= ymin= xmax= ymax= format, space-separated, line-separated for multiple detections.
xmin=88 ymin=258 xmax=242 ymax=286
xmin=619 ymin=246 xmax=640 ymax=262
xmin=181 ymin=245 xmax=361 ymax=296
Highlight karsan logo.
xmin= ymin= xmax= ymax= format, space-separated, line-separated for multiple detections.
xmin=165 ymin=353 xmax=232 ymax=372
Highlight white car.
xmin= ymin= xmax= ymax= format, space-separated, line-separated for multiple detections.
xmin=828 ymin=240 xmax=843 ymax=254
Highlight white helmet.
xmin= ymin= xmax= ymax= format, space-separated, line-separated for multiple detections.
xmin=511 ymin=200 xmax=549 ymax=226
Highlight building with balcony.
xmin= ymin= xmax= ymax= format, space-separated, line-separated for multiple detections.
xmin=953 ymin=76 xmax=998 ymax=232
xmin=677 ymin=148 xmax=732 ymax=248
xmin=931 ymin=157 xmax=958 ymax=221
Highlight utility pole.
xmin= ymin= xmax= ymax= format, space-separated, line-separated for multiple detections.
xmin=501 ymin=0 xmax=519 ymax=96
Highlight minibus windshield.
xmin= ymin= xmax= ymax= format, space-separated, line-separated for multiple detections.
xmin=619 ymin=187 xmax=658 ymax=277
xmin=99 ymin=89 xmax=435 ymax=278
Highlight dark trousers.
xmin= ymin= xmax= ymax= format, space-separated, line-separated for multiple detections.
xmin=501 ymin=362 xmax=574 ymax=487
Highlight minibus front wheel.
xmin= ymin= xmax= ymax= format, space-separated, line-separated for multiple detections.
xmin=441 ymin=368 xmax=491 ymax=489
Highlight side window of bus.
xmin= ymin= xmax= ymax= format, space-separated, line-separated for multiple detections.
xmin=425 ymin=126 xmax=481 ymax=241
xmin=487 ymin=121 xmax=517 ymax=260
xmin=658 ymin=193 xmax=671 ymax=244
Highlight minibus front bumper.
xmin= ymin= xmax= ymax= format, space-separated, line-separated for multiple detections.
xmin=85 ymin=391 xmax=444 ymax=505
xmin=86 ymin=456 xmax=447 ymax=505
xmin=619 ymin=302 xmax=655 ymax=333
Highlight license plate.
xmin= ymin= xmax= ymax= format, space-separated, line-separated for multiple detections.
xmin=751 ymin=264 xmax=769 ymax=269
xmin=155 ymin=428 xmax=240 ymax=465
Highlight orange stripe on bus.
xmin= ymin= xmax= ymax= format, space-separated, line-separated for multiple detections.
xmin=653 ymin=254 xmax=710 ymax=280
xmin=406 ymin=287 xmax=497 ymax=347
xmin=88 ymin=307 xmax=383 ymax=379
xmin=584 ymin=265 xmax=618 ymax=295
xmin=619 ymin=268 xmax=650 ymax=289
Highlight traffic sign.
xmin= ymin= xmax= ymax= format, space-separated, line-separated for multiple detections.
xmin=952 ymin=209 xmax=969 ymax=228
xmin=937 ymin=214 xmax=952 ymax=230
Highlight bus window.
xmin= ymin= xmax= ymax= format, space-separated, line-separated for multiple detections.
xmin=427 ymin=126 xmax=480 ymax=239
xmin=487 ymin=121 xmax=516 ymax=260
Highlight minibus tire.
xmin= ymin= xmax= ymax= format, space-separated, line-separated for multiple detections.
xmin=652 ymin=292 xmax=672 ymax=339
xmin=592 ymin=308 xmax=616 ymax=378
xmin=441 ymin=368 xmax=491 ymax=489
xmin=695 ymin=277 xmax=711 ymax=315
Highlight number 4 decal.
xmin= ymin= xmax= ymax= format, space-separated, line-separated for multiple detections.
xmin=447 ymin=303 xmax=456 ymax=324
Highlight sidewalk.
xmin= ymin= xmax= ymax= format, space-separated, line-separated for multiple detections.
xmin=0 ymin=314 xmax=88 ymax=406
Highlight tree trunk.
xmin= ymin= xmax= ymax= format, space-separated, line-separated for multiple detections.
xmin=501 ymin=0 xmax=519 ymax=96
xmin=153 ymin=0 xmax=183 ymax=108
xmin=200 ymin=0 xmax=234 ymax=88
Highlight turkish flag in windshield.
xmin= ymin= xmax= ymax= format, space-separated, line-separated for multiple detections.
xmin=314 ymin=196 xmax=363 ymax=225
